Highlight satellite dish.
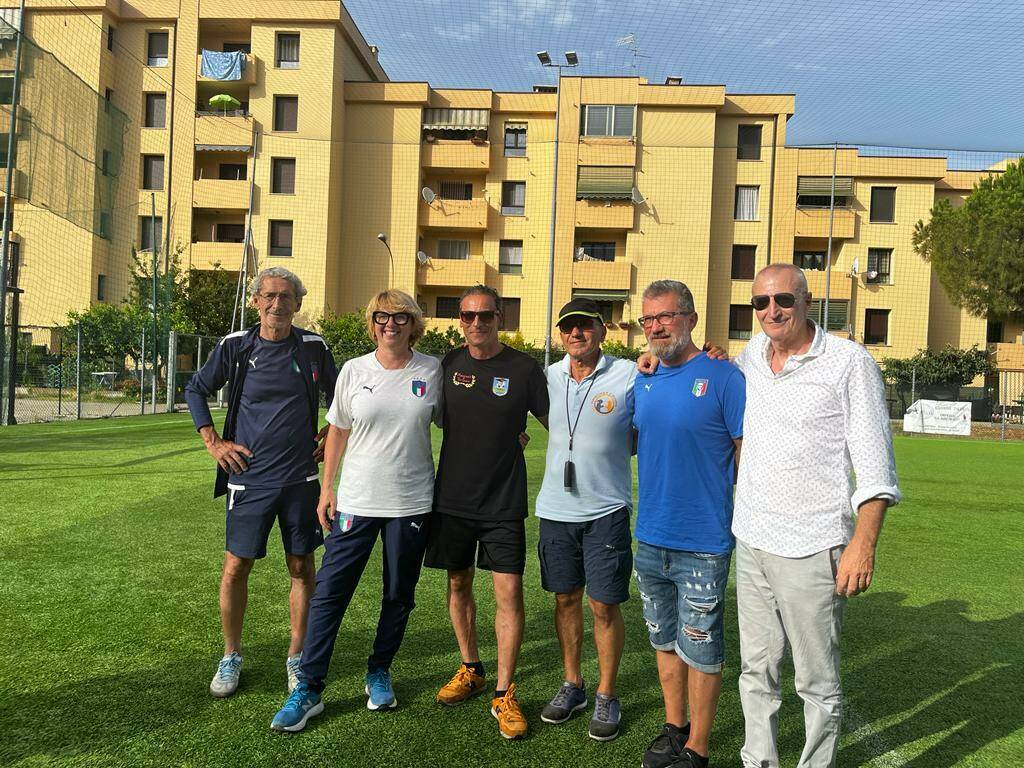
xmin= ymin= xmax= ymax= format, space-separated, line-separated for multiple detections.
xmin=575 ymin=247 xmax=586 ymax=261
xmin=849 ymin=257 xmax=860 ymax=276
xmin=867 ymin=270 xmax=879 ymax=280
xmin=421 ymin=187 xmax=436 ymax=205
xmin=416 ymin=250 xmax=429 ymax=265
xmin=630 ymin=186 xmax=646 ymax=205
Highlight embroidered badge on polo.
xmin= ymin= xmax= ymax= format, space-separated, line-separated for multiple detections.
xmin=492 ymin=377 xmax=509 ymax=397
xmin=291 ymin=359 xmax=301 ymax=374
xmin=692 ymin=378 xmax=709 ymax=397
xmin=593 ymin=392 xmax=616 ymax=414
xmin=453 ymin=372 xmax=475 ymax=388
xmin=338 ymin=513 xmax=354 ymax=533
xmin=412 ymin=379 xmax=426 ymax=398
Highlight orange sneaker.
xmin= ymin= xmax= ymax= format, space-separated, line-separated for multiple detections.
xmin=491 ymin=683 xmax=528 ymax=740
xmin=436 ymin=663 xmax=486 ymax=706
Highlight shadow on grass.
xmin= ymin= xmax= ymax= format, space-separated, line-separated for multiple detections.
xmin=839 ymin=592 xmax=1023 ymax=766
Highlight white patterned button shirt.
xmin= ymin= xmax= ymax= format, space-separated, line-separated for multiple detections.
xmin=732 ymin=321 xmax=901 ymax=558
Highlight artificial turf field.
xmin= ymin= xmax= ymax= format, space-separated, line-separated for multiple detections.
xmin=1 ymin=414 xmax=1022 ymax=768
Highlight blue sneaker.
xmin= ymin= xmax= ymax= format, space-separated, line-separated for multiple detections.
xmin=271 ymin=681 xmax=324 ymax=733
xmin=364 ymin=668 xmax=397 ymax=710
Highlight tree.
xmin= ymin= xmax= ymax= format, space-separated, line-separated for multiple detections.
xmin=913 ymin=159 xmax=1024 ymax=317
xmin=317 ymin=310 xmax=376 ymax=364
xmin=881 ymin=345 xmax=993 ymax=389
xmin=180 ymin=266 xmax=239 ymax=337
xmin=65 ymin=302 xmax=149 ymax=368
xmin=417 ymin=325 xmax=462 ymax=356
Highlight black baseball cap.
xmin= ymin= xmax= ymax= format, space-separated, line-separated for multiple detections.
xmin=556 ymin=298 xmax=604 ymax=326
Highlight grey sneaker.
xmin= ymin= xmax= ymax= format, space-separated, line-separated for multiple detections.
xmin=588 ymin=692 xmax=621 ymax=741
xmin=210 ymin=652 xmax=242 ymax=698
xmin=286 ymin=653 xmax=302 ymax=693
xmin=540 ymin=680 xmax=588 ymax=724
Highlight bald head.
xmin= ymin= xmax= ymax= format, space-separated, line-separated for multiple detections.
xmin=753 ymin=263 xmax=809 ymax=298
xmin=751 ymin=263 xmax=814 ymax=349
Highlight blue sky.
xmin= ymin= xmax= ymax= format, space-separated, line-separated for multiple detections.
xmin=345 ymin=0 xmax=1024 ymax=160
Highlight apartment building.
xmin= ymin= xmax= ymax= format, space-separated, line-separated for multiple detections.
xmin=4 ymin=0 xmax=1018 ymax=374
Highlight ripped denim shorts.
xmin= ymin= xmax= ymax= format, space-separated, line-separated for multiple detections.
xmin=633 ymin=541 xmax=731 ymax=674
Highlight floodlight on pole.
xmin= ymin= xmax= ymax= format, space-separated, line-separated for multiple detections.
xmin=537 ymin=49 xmax=579 ymax=370
xmin=377 ymin=233 xmax=395 ymax=285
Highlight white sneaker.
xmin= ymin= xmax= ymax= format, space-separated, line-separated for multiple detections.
xmin=286 ymin=653 xmax=302 ymax=693
xmin=210 ymin=652 xmax=242 ymax=697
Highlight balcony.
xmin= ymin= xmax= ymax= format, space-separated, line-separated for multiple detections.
xmin=416 ymin=258 xmax=487 ymax=288
xmin=193 ymin=178 xmax=249 ymax=210
xmin=195 ymin=113 xmax=254 ymax=150
xmin=576 ymin=139 xmax=637 ymax=167
xmin=190 ymin=241 xmax=244 ymax=270
xmin=421 ymin=141 xmax=490 ymax=172
xmin=990 ymin=342 xmax=1024 ymax=370
xmin=804 ymin=269 xmax=852 ymax=301
xmin=421 ymin=198 xmax=488 ymax=230
xmin=794 ymin=207 xmax=855 ymax=239
xmin=572 ymin=259 xmax=631 ymax=291
xmin=196 ymin=53 xmax=257 ymax=86
xmin=574 ymin=199 xmax=635 ymax=230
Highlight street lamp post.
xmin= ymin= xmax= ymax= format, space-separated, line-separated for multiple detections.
xmin=537 ymin=50 xmax=578 ymax=370
xmin=377 ymin=232 xmax=395 ymax=287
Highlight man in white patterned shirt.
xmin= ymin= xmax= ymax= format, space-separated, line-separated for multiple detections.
xmin=732 ymin=264 xmax=901 ymax=768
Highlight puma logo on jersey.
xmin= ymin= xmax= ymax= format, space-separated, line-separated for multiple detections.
xmin=362 ymin=385 xmax=376 ymax=393
xmin=249 ymin=357 xmax=258 ymax=369
xmin=410 ymin=521 xmax=422 ymax=531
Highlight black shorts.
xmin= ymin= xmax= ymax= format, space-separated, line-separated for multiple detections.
xmin=538 ymin=506 xmax=633 ymax=605
xmin=424 ymin=513 xmax=526 ymax=575
xmin=225 ymin=480 xmax=323 ymax=559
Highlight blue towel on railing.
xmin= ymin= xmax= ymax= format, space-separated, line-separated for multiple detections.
xmin=200 ymin=49 xmax=245 ymax=81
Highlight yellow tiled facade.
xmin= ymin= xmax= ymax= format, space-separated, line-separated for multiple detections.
xmin=6 ymin=0 xmax=1018 ymax=372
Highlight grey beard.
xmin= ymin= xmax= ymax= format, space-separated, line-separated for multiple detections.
xmin=650 ymin=336 xmax=686 ymax=361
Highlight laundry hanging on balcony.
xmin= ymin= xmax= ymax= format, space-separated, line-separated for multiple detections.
xmin=200 ymin=49 xmax=246 ymax=81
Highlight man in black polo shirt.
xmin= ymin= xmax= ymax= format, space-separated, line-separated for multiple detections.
xmin=427 ymin=285 xmax=549 ymax=740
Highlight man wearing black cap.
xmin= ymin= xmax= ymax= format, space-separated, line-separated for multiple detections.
xmin=533 ymin=297 xmax=639 ymax=741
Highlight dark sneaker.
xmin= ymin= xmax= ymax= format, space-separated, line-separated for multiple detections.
xmin=641 ymin=722 xmax=690 ymax=768
xmin=588 ymin=692 xmax=621 ymax=741
xmin=670 ymin=747 xmax=709 ymax=768
xmin=540 ymin=680 xmax=588 ymax=724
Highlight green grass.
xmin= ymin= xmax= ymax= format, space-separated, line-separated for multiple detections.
xmin=1 ymin=415 xmax=1022 ymax=767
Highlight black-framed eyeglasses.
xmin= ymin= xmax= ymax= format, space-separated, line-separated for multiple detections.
xmin=256 ymin=291 xmax=296 ymax=305
xmin=372 ymin=311 xmax=412 ymax=326
xmin=637 ymin=310 xmax=688 ymax=328
xmin=558 ymin=316 xmax=598 ymax=334
xmin=460 ymin=310 xmax=498 ymax=324
xmin=751 ymin=293 xmax=797 ymax=311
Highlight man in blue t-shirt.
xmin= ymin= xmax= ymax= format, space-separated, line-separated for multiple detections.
xmin=632 ymin=280 xmax=745 ymax=768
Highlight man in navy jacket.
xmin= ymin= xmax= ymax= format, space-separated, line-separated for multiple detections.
xmin=185 ymin=267 xmax=337 ymax=698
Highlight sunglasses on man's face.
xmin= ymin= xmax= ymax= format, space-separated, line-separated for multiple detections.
xmin=459 ymin=310 xmax=498 ymax=324
xmin=558 ymin=317 xmax=597 ymax=334
xmin=372 ymin=311 xmax=411 ymax=326
xmin=751 ymin=292 xmax=797 ymax=311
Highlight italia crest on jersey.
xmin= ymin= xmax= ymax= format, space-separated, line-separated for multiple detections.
xmin=411 ymin=379 xmax=427 ymax=398
xmin=492 ymin=377 xmax=510 ymax=397
xmin=338 ymin=513 xmax=354 ymax=533
xmin=692 ymin=379 xmax=709 ymax=398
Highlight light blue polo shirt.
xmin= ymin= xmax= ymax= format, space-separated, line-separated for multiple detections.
xmin=535 ymin=353 xmax=637 ymax=523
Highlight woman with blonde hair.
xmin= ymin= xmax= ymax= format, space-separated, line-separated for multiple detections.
xmin=271 ymin=289 xmax=442 ymax=732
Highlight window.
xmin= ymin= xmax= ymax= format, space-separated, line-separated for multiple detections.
xmin=731 ymin=244 xmax=756 ymax=279
xmin=144 ymin=93 xmax=166 ymax=128
xmin=223 ymin=42 xmax=251 ymax=53
xmin=504 ymin=123 xmax=527 ymax=157
xmin=97 ymin=274 xmax=107 ymax=301
xmin=870 ymin=187 xmax=896 ymax=223
xmin=269 ymin=220 xmax=293 ymax=256
xmin=437 ymin=239 xmax=469 ymax=260
xmin=103 ymin=87 xmax=113 ymax=114
xmin=276 ymin=33 xmax=300 ymax=68
xmin=866 ymin=248 xmax=892 ymax=284
xmin=146 ymin=31 xmax=168 ymax=66
xmin=502 ymin=298 xmax=521 ymax=331
xmin=99 ymin=212 xmax=111 ymax=239
xmin=737 ymin=125 xmax=761 ymax=161
xmin=273 ymin=96 xmax=298 ymax=132
xmin=578 ymin=242 xmax=615 ymax=262
xmin=864 ymin=309 xmax=889 ymax=345
xmin=796 ymin=176 xmax=853 ymax=208
xmin=218 ymin=163 xmax=247 ymax=181
xmin=581 ymin=105 xmax=634 ymax=137
xmin=593 ymin=301 xmax=616 ymax=323
xmin=439 ymin=180 xmax=472 ymax=200
xmin=141 ymin=154 xmax=164 ymax=190
xmin=986 ymin=320 xmax=1004 ymax=344
xmin=734 ymin=185 xmax=759 ymax=220
xmin=271 ymin=158 xmax=295 ymax=194
xmin=215 ymin=223 xmax=245 ymax=243
xmin=809 ymin=299 xmax=850 ymax=331
xmin=101 ymin=149 xmax=111 ymax=177
xmin=794 ymin=251 xmax=827 ymax=271
xmin=107 ymin=25 xmax=115 ymax=52
xmin=499 ymin=240 xmax=523 ymax=274
xmin=501 ymin=181 xmax=525 ymax=215
xmin=0 ymin=72 xmax=12 ymax=105
xmin=435 ymin=296 xmax=460 ymax=318
xmin=139 ymin=216 xmax=162 ymax=252
xmin=729 ymin=305 xmax=753 ymax=340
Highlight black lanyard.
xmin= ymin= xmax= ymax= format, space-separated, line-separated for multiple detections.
xmin=566 ymin=364 xmax=601 ymax=455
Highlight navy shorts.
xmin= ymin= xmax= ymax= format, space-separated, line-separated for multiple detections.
xmin=225 ymin=480 xmax=323 ymax=559
xmin=424 ymin=514 xmax=526 ymax=574
xmin=538 ymin=507 xmax=633 ymax=605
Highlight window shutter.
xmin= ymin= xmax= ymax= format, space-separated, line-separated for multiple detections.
xmin=577 ymin=166 xmax=633 ymax=199
xmin=796 ymin=176 xmax=854 ymax=197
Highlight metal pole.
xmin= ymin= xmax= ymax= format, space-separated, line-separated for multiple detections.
xmin=75 ymin=322 xmax=81 ymax=419
xmin=140 ymin=328 xmax=146 ymax=415
xmin=150 ymin=193 xmax=158 ymax=411
xmin=0 ymin=0 xmax=26 ymax=425
xmin=5 ymin=243 xmax=20 ymax=425
xmin=1001 ymin=374 xmax=1007 ymax=442
xmin=822 ymin=142 xmax=837 ymax=332
xmin=57 ymin=330 xmax=63 ymax=416
xmin=166 ymin=328 xmax=176 ymax=413
xmin=543 ymin=65 xmax=562 ymax=371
